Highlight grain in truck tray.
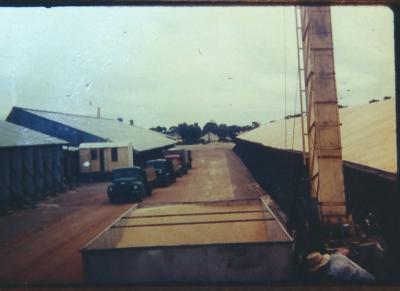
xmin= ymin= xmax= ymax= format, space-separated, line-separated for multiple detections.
xmin=81 ymin=197 xmax=294 ymax=284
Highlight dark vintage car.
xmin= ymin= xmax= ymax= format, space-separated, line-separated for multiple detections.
xmin=107 ymin=167 xmax=155 ymax=203
xmin=146 ymin=159 xmax=176 ymax=186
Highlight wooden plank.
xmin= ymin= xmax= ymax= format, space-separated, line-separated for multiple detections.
xmin=123 ymin=209 xmax=271 ymax=219
xmin=112 ymin=218 xmax=276 ymax=229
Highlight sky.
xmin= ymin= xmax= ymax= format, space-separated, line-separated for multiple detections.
xmin=0 ymin=6 xmax=395 ymax=129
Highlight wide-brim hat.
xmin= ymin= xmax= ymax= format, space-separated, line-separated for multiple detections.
xmin=306 ymin=252 xmax=331 ymax=272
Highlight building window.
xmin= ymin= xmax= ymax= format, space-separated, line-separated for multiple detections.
xmin=90 ymin=149 xmax=98 ymax=160
xmin=111 ymin=148 xmax=118 ymax=162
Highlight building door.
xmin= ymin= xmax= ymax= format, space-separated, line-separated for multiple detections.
xmin=99 ymin=149 xmax=105 ymax=172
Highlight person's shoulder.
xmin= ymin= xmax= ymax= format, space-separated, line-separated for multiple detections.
xmin=329 ymin=253 xmax=375 ymax=281
xmin=326 ymin=254 xmax=355 ymax=277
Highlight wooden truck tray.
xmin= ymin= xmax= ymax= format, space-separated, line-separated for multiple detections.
xmin=81 ymin=197 xmax=293 ymax=284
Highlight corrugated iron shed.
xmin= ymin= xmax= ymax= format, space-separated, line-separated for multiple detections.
xmin=9 ymin=107 xmax=175 ymax=152
xmin=238 ymin=99 xmax=397 ymax=174
xmin=0 ymin=120 xmax=67 ymax=148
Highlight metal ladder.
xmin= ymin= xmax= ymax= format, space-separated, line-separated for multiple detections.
xmin=294 ymin=6 xmax=308 ymax=166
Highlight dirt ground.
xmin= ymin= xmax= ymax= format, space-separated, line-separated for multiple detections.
xmin=0 ymin=143 xmax=266 ymax=285
xmin=144 ymin=143 xmax=265 ymax=204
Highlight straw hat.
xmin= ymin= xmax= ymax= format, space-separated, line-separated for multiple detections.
xmin=306 ymin=252 xmax=331 ymax=272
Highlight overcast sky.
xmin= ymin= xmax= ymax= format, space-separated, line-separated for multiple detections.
xmin=0 ymin=6 xmax=395 ymax=128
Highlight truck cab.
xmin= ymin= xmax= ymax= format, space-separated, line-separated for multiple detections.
xmin=107 ymin=166 xmax=154 ymax=203
xmin=146 ymin=159 xmax=176 ymax=186
xmin=164 ymin=154 xmax=186 ymax=176
xmin=163 ymin=148 xmax=192 ymax=173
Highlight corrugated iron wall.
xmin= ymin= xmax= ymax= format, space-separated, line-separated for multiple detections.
xmin=234 ymin=140 xmax=310 ymax=223
xmin=0 ymin=145 xmax=68 ymax=212
xmin=234 ymin=140 xmax=398 ymax=232
xmin=234 ymin=139 xmax=399 ymax=279
xmin=63 ymin=149 xmax=80 ymax=190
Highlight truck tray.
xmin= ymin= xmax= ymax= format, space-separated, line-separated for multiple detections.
xmin=81 ymin=197 xmax=293 ymax=284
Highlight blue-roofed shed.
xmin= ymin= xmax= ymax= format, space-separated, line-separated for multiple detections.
xmin=7 ymin=107 xmax=176 ymax=175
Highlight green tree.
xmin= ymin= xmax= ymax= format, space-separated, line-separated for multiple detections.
xmin=217 ymin=123 xmax=229 ymax=140
xmin=168 ymin=126 xmax=178 ymax=135
xmin=177 ymin=123 xmax=189 ymax=141
xmin=227 ymin=125 xmax=241 ymax=138
xmin=186 ymin=123 xmax=202 ymax=144
xmin=150 ymin=126 xmax=167 ymax=134
xmin=203 ymin=121 xmax=219 ymax=135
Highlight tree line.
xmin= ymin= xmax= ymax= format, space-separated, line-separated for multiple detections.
xmin=150 ymin=121 xmax=260 ymax=144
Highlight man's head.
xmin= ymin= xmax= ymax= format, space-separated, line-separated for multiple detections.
xmin=306 ymin=252 xmax=331 ymax=272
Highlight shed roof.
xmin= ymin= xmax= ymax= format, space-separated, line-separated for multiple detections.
xmin=0 ymin=120 xmax=67 ymax=148
xmin=238 ymin=99 xmax=397 ymax=174
xmin=19 ymin=108 xmax=175 ymax=152
xmin=79 ymin=141 xmax=131 ymax=149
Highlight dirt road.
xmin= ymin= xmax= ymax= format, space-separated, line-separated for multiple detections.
xmin=145 ymin=143 xmax=265 ymax=204
xmin=0 ymin=144 xmax=265 ymax=285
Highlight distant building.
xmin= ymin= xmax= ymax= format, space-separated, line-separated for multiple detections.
xmin=201 ymin=132 xmax=219 ymax=143
xmin=0 ymin=121 xmax=67 ymax=211
xmin=7 ymin=107 xmax=176 ymax=176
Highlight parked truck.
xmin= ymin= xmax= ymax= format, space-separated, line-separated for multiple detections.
xmin=163 ymin=148 xmax=192 ymax=174
xmin=107 ymin=166 xmax=156 ymax=203
xmin=146 ymin=159 xmax=176 ymax=186
xmin=163 ymin=154 xmax=184 ymax=177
